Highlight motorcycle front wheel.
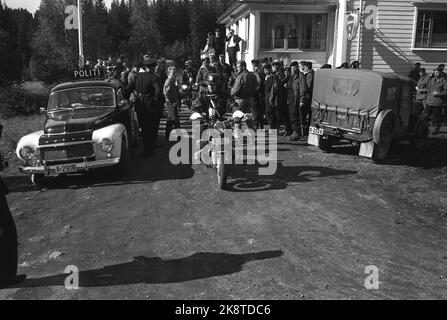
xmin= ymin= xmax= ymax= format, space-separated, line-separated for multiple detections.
xmin=216 ymin=152 xmax=227 ymax=190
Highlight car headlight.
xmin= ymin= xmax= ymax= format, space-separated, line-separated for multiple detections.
xmin=181 ymin=84 xmax=188 ymax=90
xmin=99 ymin=138 xmax=114 ymax=152
xmin=19 ymin=146 xmax=35 ymax=160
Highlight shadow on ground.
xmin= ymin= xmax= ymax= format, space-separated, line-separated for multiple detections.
xmin=6 ymin=250 xmax=282 ymax=289
xmin=225 ymin=163 xmax=357 ymax=192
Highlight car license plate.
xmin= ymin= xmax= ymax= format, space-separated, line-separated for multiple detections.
xmin=55 ymin=163 xmax=77 ymax=174
xmin=309 ymin=126 xmax=324 ymax=136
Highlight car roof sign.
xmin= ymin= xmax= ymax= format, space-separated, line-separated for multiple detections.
xmin=73 ymin=68 xmax=104 ymax=80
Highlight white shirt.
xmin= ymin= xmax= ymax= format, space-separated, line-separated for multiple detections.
xmin=228 ymin=35 xmax=236 ymax=47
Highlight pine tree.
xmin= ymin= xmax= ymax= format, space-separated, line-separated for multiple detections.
xmin=128 ymin=0 xmax=162 ymax=57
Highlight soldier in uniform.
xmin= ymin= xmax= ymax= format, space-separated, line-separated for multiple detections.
xmin=124 ymin=58 xmax=160 ymax=157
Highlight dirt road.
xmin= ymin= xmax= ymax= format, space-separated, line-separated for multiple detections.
xmin=1 ymin=113 xmax=447 ymax=299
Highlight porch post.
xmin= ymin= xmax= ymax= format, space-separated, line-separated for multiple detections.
xmin=251 ymin=10 xmax=259 ymax=60
xmin=335 ymin=0 xmax=348 ymax=67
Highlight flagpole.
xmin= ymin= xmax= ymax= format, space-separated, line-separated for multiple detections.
xmin=77 ymin=0 xmax=84 ymax=68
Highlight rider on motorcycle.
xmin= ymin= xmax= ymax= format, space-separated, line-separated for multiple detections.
xmin=191 ymin=73 xmax=227 ymax=119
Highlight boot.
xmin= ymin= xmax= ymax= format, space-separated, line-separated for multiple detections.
xmin=288 ymin=131 xmax=301 ymax=141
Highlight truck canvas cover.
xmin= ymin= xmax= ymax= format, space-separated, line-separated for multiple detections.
xmin=312 ymin=69 xmax=401 ymax=118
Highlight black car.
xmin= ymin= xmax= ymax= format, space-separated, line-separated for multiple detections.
xmin=16 ymin=79 xmax=139 ymax=186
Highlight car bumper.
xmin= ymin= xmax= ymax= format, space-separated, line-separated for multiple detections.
xmin=19 ymin=158 xmax=120 ymax=175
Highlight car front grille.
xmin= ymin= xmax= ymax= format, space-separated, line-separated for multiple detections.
xmin=40 ymin=143 xmax=94 ymax=162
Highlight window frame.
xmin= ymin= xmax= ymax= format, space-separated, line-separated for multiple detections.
xmin=412 ymin=6 xmax=447 ymax=51
xmin=259 ymin=12 xmax=328 ymax=52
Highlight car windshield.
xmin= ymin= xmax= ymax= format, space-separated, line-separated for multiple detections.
xmin=48 ymin=87 xmax=115 ymax=112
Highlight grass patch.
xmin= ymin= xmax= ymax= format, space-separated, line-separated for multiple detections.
xmin=1 ymin=114 xmax=45 ymax=153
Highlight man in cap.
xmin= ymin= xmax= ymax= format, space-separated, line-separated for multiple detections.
xmin=196 ymin=57 xmax=216 ymax=87
xmin=182 ymin=60 xmax=197 ymax=87
xmin=252 ymin=59 xmax=265 ymax=129
xmin=287 ymin=61 xmax=303 ymax=140
xmin=270 ymin=61 xmax=292 ymax=136
xmin=124 ymin=58 xmax=160 ymax=157
xmin=219 ymin=54 xmax=233 ymax=87
xmin=424 ymin=67 xmax=447 ymax=135
xmin=226 ymin=29 xmax=241 ymax=71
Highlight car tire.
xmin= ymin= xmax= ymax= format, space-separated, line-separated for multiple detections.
xmin=372 ymin=110 xmax=395 ymax=163
xmin=117 ymin=138 xmax=130 ymax=176
xmin=410 ymin=118 xmax=429 ymax=150
xmin=318 ymin=135 xmax=334 ymax=152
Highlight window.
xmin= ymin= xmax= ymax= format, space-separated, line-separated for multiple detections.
xmin=260 ymin=13 xmax=327 ymax=51
xmin=415 ymin=10 xmax=447 ymax=48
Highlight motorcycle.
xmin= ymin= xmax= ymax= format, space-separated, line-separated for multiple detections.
xmin=189 ymin=94 xmax=253 ymax=190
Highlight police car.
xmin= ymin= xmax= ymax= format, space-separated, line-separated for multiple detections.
xmin=16 ymin=69 xmax=139 ymax=186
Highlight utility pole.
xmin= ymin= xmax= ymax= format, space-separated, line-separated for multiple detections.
xmin=77 ymin=0 xmax=84 ymax=68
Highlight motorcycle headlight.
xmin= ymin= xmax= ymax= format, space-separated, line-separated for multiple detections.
xmin=214 ymin=121 xmax=226 ymax=133
xmin=99 ymin=138 xmax=114 ymax=152
xmin=190 ymin=112 xmax=202 ymax=121
xmin=19 ymin=146 xmax=35 ymax=161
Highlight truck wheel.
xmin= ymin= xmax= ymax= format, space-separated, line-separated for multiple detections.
xmin=372 ymin=110 xmax=395 ymax=163
xmin=318 ymin=135 xmax=334 ymax=152
xmin=373 ymin=110 xmax=395 ymax=145
xmin=31 ymin=174 xmax=46 ymax=187
xmin=117 ymin=138 xmax=130 ymax=176
xmin=410 ymin=118 xmax=429 ymax=150
xmin=216 ymin=152 xmax=227 ymax=190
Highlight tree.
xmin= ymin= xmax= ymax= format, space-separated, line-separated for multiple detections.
xmin=30 ymin=0 xmax=78 ymax=83
xmin=128 ymin=0 xmax=162 ymax=57
xmin=0 ymin=2 xmax=34 ymax=83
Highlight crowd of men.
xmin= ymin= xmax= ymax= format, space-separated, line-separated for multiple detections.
xmin=83 ymin=50 xmax=447 ymax=159
xmin=410 ymin=63 xmax=447 ymax=135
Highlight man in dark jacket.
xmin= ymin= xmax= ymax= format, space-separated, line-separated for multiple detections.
xmin=125 ymin=58 xmax=160 ymax=157
xmin=196 ymin=57 xmax=216 ymax=86
xmin=287 ymin=61 xmax=302 ymax=140
xmin=408 ymin=62 xmax=421 ymax=83
xmin=271 ymin=61 xmax=292 ymax=136
xmin=219 ymin=54 xmax=233 ymax=87
xmin=211 ymin=29 xmax=225 ymax=58
xmin=264 ymin=64 xmax=279 ymax=132
xmin=252 ymin=59 xmax=265 ymax=129
xmin=424 ymin=67 xmax=447 ymax=135
xmin=299 ymin=61 xmax=314 ymax=135
xmin=231 ymin=60 xmax=258 ymax=114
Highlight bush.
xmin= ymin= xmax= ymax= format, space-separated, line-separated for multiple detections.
xmin=0 ymin=86 xmax=48 ymax=119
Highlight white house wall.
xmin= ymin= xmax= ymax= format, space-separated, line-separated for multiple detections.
xmin=347 ymin=0 xmax=447 ymax=75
